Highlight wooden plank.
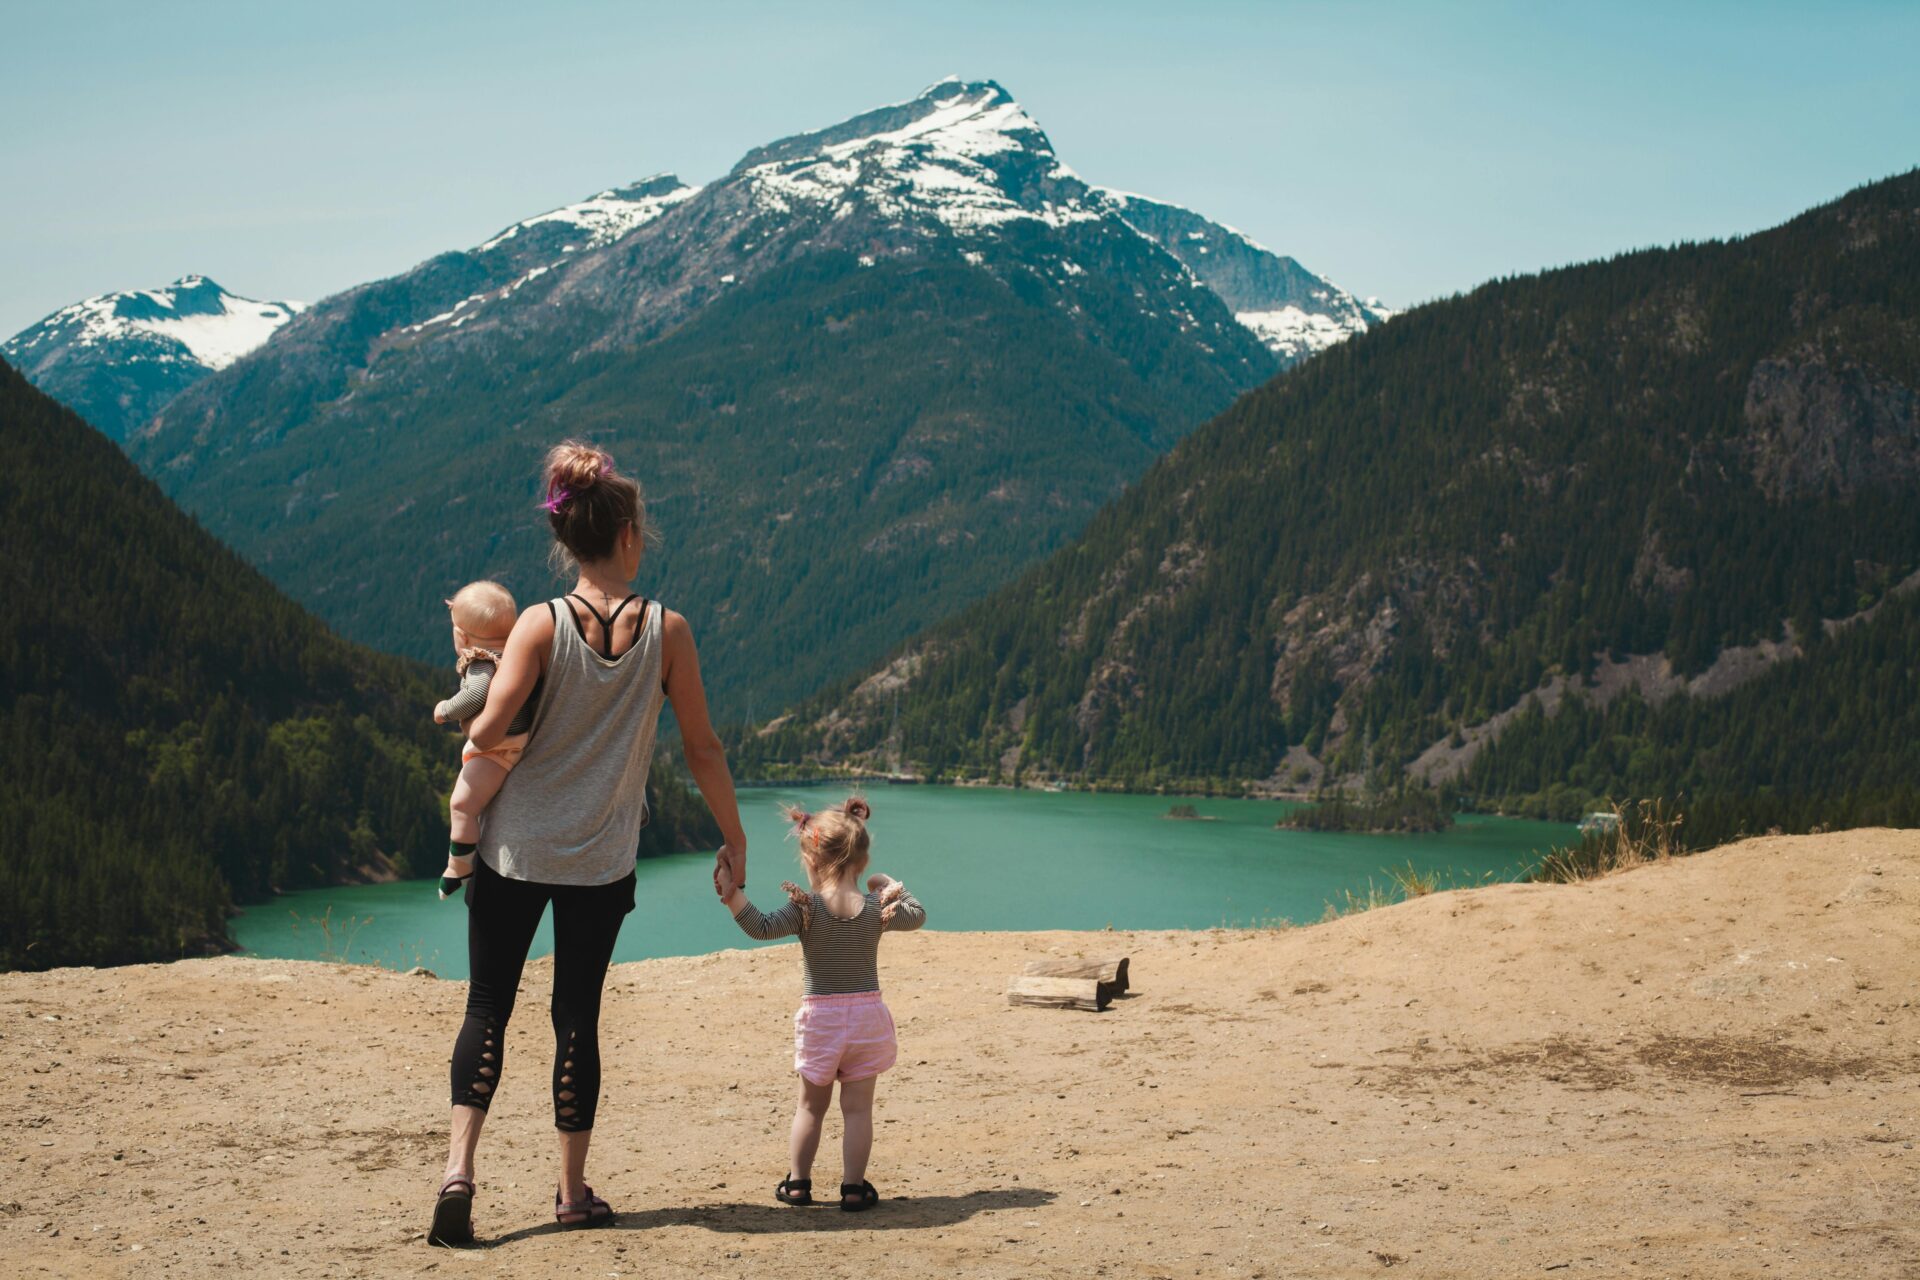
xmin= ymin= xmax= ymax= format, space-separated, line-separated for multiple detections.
xmin=1006 ymin=975 xmax=1109 ymax=1012
xmin=1023 ymin=955 xmax=1130 ymax=994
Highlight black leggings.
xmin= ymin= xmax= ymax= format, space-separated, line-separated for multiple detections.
xmin=450 ymin=858 xmax=636 ymax=1132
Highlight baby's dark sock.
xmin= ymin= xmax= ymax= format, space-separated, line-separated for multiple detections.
xmin=440 ymin=841 xmax=477 ymax=899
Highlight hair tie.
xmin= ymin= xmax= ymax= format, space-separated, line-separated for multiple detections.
xmin=542 ymin=487 xmax=571 ymax=514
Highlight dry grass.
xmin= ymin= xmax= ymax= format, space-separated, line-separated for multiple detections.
xmin=1533 ymin=798 xmax=1688 ymax=883
xmin=1323 ymin=878 xmax=1397 ymax=920
xmin=1385 ymin=861 xmax=1440 ymax=898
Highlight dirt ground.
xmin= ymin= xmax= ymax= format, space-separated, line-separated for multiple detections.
xmin=2 ymin=830 xmax=1916 ymax=1279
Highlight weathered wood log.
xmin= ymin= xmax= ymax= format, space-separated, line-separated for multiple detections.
xmin=1006 ymin=975 xmax=1109 ymax=1012
xmin=1023 ymin=955 xmax=1130 ymax=994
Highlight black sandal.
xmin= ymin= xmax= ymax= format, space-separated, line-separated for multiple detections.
xmin=428 ymin=1176 xmax=476 ymax=1246
xmin=840 ymin=1180 xmax=879 ymax=1212
xmin=554 ymin=1184 xmax=615 ymax=1229
xmin=775 ymin=1176 xmax=814 ymax=1206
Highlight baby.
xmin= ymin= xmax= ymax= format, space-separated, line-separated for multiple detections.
xmin=433 ymin=581 xmax=538 ymax=898
xmin=717 ymin=796 xmax=925 ymax=1212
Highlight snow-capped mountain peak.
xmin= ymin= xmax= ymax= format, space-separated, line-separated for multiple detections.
xmin=7 ymin=276 xmax=305 ymax=373
xmin=732 ymin=77 xmax=1095 ymax=234
xmin=475 ymin=173 xmax=699 ymax=255
xmin=718 ymin=78 xmax=1389 ymax=358
xmin=2 ymin=276 xmax=306 ymax=439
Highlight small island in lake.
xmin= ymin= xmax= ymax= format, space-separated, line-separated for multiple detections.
xmin=1163 ymin=803 xmax=1217 ymax=821
xmin=1279 ymin=789 xmax=1454 ymax=834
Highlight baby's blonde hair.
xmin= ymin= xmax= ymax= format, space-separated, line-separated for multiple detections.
xmin=446 ymin=580 xmax=518 ymax=644
xmin=784 ymin=796 xmax=872 ymax=885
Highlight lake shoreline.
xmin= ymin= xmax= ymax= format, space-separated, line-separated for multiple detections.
xmin=230 ymin=784 xmax=1570 ymax=979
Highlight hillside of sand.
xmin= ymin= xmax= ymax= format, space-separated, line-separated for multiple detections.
xmin=2 ymin=829 xmax=1916 ymax=1279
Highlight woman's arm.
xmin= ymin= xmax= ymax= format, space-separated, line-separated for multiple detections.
xmin=466 ymin=607 xmax=552 ymax=750
xmin=661 ymin=608 xmax=748 ymax=885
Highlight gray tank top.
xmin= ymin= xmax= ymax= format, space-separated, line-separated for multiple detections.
xmin=477 ymin=596 xmax=666 ymax=885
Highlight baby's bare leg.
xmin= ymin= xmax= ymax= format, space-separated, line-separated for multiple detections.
xmin=789 ymin=1077 xmax=834 ymax=1182
xmin=838 ymin=1075 xmax=876 ymax=1191
xmin=448 ymin=756 xmax=511 ymax=846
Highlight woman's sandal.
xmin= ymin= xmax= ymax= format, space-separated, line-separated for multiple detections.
xmin=428 ymin=1177 xmax=476 ymax=1247
xmin=839 ymin=1180 xmax=879 ymax=1213
xmin=554 ymin=1185 xmax=615 ymax=1229
xmin=775 ymin=1176 xmax=814 ymax=1206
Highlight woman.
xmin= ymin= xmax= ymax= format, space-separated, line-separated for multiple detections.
xmin=428 ymin=440 xmax=747 ymax=1245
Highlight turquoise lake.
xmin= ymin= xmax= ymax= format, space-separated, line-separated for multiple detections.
xmin=230 ymin=785 xmax=1575 ymax=979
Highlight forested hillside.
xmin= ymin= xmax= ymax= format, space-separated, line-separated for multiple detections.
xmin=1465 ymin=588 xmax=1920 ymax=842
xmin=126 ymin=80 xmax=1385 ymax=716
xmin=745 ymin=170 xmax=1920 ymax=830
xmin=0 ymin=360 xmax=715 ymax=970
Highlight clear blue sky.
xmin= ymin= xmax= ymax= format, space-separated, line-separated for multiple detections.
xmin=3 ymin=0 xmax=1915 ymax=335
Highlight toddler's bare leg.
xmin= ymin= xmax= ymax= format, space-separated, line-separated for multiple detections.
xmin=838 ymin=1076 xmax=876 ymax=1192
xmin=449 ymin=756 xmax=511 ymax=846
xmin=789 ymin=1077 xmax=834 ymax=1181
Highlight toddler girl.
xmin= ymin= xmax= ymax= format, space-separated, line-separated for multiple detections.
xmin=716 ymin=796 xmax=925 ymax=1212
xmin=433 ymin=580 xmax=538 ymax=898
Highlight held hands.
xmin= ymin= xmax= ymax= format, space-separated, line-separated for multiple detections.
xmin=713 ymin=857 xmax=739 ymax=902
xmin=713 ymin=842 xmax=745 ymax=898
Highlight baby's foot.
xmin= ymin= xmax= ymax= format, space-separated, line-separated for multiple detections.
xmin=439 ymin=856 xmax=475 ymax=900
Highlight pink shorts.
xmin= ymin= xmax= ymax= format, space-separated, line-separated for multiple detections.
xmin=793 ymin=991 xmax=897 ymax=1086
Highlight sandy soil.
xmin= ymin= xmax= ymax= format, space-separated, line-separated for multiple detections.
xmin=2 ymin=830 xmax=1916 ymax=1279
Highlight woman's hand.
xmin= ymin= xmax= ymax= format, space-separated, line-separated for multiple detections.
xmin=714 ymin=841 xmax=745 ymax=897
xmin=714 ymin=856 xmax=739 ymax=902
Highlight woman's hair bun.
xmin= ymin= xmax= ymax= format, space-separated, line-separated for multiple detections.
xmin=538 ymin=438 xmax=648 ymax=568
xmin=842 ymin=797 xmax=872 ymax=822
xmin=546 ymin=441 xmax=611 ymax=494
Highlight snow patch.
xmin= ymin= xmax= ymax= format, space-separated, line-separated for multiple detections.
xmin=5 ymin=278 xmax=305 ymax=371
xmin=1235 ymin=303 xmax=1391 ymax=361
xmin=477 ymin=181 xmax=698 ymax=255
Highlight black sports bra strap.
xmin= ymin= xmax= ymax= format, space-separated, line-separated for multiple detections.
xmin=566 ymin=592 xmax=641 ymax=660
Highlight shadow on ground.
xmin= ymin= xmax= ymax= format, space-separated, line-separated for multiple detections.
xmin=483 ymin=1187 xmax=1056 ymax=1246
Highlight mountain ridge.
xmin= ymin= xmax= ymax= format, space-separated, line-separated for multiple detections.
xmin=738 ymin=168 xmax=1920 ymax=834
xmin=127 ymin=78 xmax=1385 ymax=714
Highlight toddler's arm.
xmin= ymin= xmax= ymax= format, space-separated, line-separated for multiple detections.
xmin=719 ymin=866 xmax=807 ymax=940
xmin=434 ymin=662 xmax=494 ymax=725
xmin=874 ymin=877 xmax=926 ymax=932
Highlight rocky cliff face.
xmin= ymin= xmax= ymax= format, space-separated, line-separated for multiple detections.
xmin=1743 ymin=352 xmax=1920 ymax=500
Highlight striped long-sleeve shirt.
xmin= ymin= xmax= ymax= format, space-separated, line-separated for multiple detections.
xmin=732 ymin=888 xmax=926 ymax=995
xmin=435 ymin=658 xmax=536 ymax=734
